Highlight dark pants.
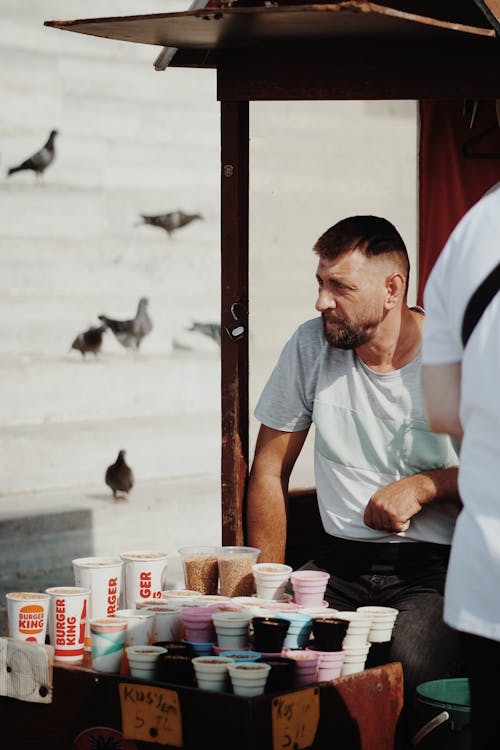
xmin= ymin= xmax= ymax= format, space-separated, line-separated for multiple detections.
xmin=299 ymin=538 xmax=466 ymax=748
xmin=461 ymin=631 xmax=500 ymax=749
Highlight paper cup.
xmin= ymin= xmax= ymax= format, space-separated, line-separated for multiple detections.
xmin=6 ymin=592 xmax=50 ymax=644
xmin=120 ymin=551 xmax=168 ymax=608
xmin=46 ymin=586 xmax=90 ymax=662
xmin=115 ymin=609 xmax=155 ymax=646
xmin=72 ymin=557 xmax=123 ymax=650
xmin=90 ymin=617 xmax=127 ymax=673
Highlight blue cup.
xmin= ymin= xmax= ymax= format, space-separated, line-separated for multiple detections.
xmin=278 ymin=613 xmax=313 ymax=649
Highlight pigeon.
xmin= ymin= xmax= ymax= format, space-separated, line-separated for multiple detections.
xmin=7 ymin=129 xmax=58 ymax=179
xmin=98 ymin=297 xmax=152 ymax=351
xmin=188 ymin=321 xmax=221 ymax=347
xmin=105 ymin=449 xmax=134 ymax=501
xmin=70 ymin=325 xmax=106 ymax=357
xmin=138 ymin=210 xmax=203 ymax=237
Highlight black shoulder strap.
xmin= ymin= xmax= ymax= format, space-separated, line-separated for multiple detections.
xmin=461 ymin=261 xmax=500 ymax=347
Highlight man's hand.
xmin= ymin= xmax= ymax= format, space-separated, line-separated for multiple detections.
xmin=363 ymin=475 xmax=425 ymax=532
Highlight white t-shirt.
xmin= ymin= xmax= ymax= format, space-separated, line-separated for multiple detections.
xmin=422 ymin=181 xmax=500 ymax=640
xmin=255 ymin=316 xmax=459 ymax=545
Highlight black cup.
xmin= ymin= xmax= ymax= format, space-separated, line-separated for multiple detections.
xmin=251 ymin=616 xmax=290 ymax=654
xmin=258 ymin=656 xmax=297 ymax=693
xmin=364 ymin=640 xmax=392 ymax=669
xmin=156 ymin=653 xmax=195 ymax=686
xmin=311 ymin=617 xmax=349 ymax=651
xmin=153 ymin=640 xmax=193 ymax=657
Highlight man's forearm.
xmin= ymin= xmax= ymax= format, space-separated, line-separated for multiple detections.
xmin=246 ymin=474 xmax=288 ymax=563
xmin=415 ymin=466 xmax=461 ymax=507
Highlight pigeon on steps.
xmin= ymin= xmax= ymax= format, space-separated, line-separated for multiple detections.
xmin=98 ymin=297 xmax=152 ymax=351
xmin=105 ymin=450 xmax=134 ymax=501
xmin=7 ymin=129 xmax=58 ymax=179
xmin=188 ymin=321 xmax=221 ymax=347
xmin=138 ymin=210 xmax=203 ymax=237
xmin=71 ymin=325 xmax=106 ymax=357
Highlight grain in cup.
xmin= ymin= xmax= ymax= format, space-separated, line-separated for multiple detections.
xmin=217 ymin=546 xmax=260 ymax=598
xmin=178 ymin=546 xmax=220 ymax=595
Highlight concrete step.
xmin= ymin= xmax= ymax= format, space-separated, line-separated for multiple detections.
xmin=1 ymin=350 xmax=220 ymax=425
xmin=0 ymin=410 xmax=220 ymax=495
xmin=0 ymin=472 xmax=221 ymax=636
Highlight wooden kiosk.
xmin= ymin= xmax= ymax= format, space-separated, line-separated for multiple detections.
xmin=3 ymin=2 xmax=500 ymax=748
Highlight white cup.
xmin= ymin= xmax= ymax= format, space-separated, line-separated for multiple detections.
xmin=90 ymin=617 xmax=127 ymax=673
xmin=120 ymin=551 xmax=168 ymax=609
xmin=72 ymin=557 xmax=123 ymax=650
xmin=141 ymin=604 xmax=183 ymax=643
xmin=126 ymin=645 xmax=167 ymax=680
xmin=252 ymin=563 xmax=293 ymax=601
xmin=115 ymin=608 xmax=155 ymax=646
xmin=6 ymin=592 xmax=50 ymax=644
xmin=228 ymin=662 xmax=271 ymax=696
xmin=46 ymin=586 xmax=90 ymax=662
xmin=192 ymin=655 xmax=234 ymax=691
xmin=341 ymin=643 xmax=371 ymax=675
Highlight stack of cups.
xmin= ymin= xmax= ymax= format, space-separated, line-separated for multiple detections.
xmin=72 ymin=557 xmax=123 ymax=651
xmin=228 ymin=662 xmax=272 ymax=696
xmin=278 ymin=612 xmax=313 ymax=650
xmin=357 ymin=605 xmax=399 ymax=669
xmin=290 ymin=570 xmax=330 ymax=608
xmin=282 ymin=648 xmax=320 ymax=687
xmin=212 ymin=610 xmax=252 ymax=649
xmin=126 ymin=645 xmax=167 ymax=679
xmin=357 ymin=606 xmax=399 ymax=643
xmin=181 ymin=604 xmax=219 ymax=643
xmin=335 ymin=611 xmax=374 ymax=648
xmin=341 ymin=643 xmax=371 ymax=675
xmin=251 ymin=563 xmax=293 ymax=601
xmin=192 ymin=655 xmax=234 ymax=691
xmin=308 ymin=648 xmax=345 ymax=681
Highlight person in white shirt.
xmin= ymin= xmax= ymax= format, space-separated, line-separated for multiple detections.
xmin=422 ymin=180 xmax=500 ymax=749
xmin=247 ymin=215 xmax=464 ymax=747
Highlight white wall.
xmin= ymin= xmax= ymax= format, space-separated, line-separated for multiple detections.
xmin=0 ymin=1 xmax=418 ymax=498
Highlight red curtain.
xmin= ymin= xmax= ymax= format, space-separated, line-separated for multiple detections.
xmin=418 ymin=100 xmax=500 ymax=305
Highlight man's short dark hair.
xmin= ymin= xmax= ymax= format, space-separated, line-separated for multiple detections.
xmin=313 ymin=215 xmax=410 ymax=292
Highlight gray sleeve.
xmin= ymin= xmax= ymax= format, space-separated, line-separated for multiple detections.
xmin=254 ymin=321 xmax=320 ymax=432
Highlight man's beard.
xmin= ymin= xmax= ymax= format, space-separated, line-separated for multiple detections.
xmin=321 ymin=312 xmax=380 ymax=349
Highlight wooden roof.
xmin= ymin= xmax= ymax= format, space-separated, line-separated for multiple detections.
xmin=45 ymin=1 xmax=496 ymax=52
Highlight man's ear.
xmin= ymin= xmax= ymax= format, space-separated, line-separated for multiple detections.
xmin=385 ymin=272 xmax=406 ymax=309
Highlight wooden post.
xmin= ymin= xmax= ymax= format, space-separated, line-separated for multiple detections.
xmin=220 ymin=97 xmax=249 ymax=546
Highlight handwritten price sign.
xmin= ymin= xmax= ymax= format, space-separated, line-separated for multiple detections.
xmin=272 ymin=687 xmax=320 ymax=750
xmin=119 ymin=683 xmax=183 ymax=746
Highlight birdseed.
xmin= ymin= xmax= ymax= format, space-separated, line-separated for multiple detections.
xmin=218 ymin=555 xmax=256 ymax=598
xmin=183 ymin=554 xmax=219 ymax=595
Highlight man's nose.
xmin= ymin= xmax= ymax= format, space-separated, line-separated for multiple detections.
xmin=316 ymin=288 xmax=336 ymax=312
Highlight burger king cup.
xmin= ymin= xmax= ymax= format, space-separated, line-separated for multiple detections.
xmin=120 ymin=551 xmax=168 ymax=608
xmin=45 ymin=586 xmax=90 ymax=663
xmin=6 ymin=592 xmax=50 ymax=644
xmin=72 ymin=557 xmax=123 ymax=651
xmin=341 ymin=643 xmax=371 ymax=676
xmin=290 ymin=570 xmax=330 ymax=608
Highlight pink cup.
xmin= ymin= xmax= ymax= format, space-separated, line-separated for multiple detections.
xmin=290 ymin=571 xmax=330 ymax=608
xmin=307 ymin=646 xmax=345 ymax=681
xmin=181 ymin=605 xmax=219 ymax=643
xmin=282 ymin=647 xmax=320 ymax=687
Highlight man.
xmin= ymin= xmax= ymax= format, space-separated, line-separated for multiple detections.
xmin=422 ymin=182 xmax=500 ymax=749
xmin=247 ymin=215 xmax=464 ymax=744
